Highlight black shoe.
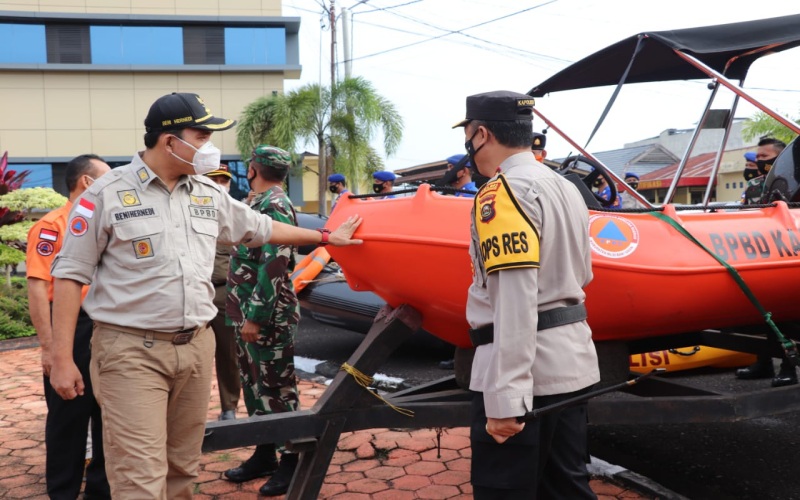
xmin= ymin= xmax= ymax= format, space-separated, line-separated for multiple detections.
xmin=438 ymin=359 xmax=455 ymax=370
xmin=772 ymin=370 xmax=798 ymax=388
xmin=259 ymin=453 xmax=298 ymax=496
xmin=735 ymin=359 xmax=775 ymax=380
xmin=224 ymin=445 xmax=278 ymax=483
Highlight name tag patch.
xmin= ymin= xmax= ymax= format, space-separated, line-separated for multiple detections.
xmin=133 ymin=238 xmax=154 ymax=259
xmin=189 ymin=206 xmax=218 ymax=220
xmin=113 ymin=207 xmax=156 ymax=222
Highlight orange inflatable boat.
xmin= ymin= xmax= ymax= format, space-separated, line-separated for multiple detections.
xmin=325 ymin=16 xmax=800 ymax=351
xmin=325 ymin=186 xmax=800 ymax=348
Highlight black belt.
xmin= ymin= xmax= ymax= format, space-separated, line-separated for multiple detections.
xmin=212 ymin=281 xmax=226 ymax=287
xmin=468 ymin=303 xmax=587 ymax=347
xmin=94 ymin=321 xmax=210 ymax=346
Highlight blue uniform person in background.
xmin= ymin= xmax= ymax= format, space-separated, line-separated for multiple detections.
xmin=372 ymin=171 xmax=397 ymax=199
xmin=440 ymin=154 xmax=477 ymax=197
xmin=328 ymin=173 xmax=349 ymax=212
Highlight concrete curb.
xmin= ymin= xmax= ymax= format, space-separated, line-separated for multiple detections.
xmin=614 ymin=470 xmax=689 ymax=500
xmin=0 ymin=335 xmax=39 ymax=352
xmin=589 ymin=456 xmax=688 ymax=500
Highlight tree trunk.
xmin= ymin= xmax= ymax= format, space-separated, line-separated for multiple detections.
xmin=5 ymin=264 xmax=11 ymax=287
xmin=317 ymin=134 xmax=329 ymax=216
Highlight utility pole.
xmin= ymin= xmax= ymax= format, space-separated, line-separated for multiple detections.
xmin=342 ymin=7 xmax=353 ymax=79
xmin=330 ymin=0 xmax=337 ymax=87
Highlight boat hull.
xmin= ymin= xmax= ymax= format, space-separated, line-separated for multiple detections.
xmin=327 ymin=185 xmax=800 ymax=348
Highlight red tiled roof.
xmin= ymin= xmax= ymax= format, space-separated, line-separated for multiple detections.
xmin=637 ymin=152 xmax=716 ymax=190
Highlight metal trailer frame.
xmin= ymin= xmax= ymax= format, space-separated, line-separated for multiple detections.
xmin=204 ymin=15 xmax=800 ymax=499
xmin=203 ymin=304 xmax=800 ymax=499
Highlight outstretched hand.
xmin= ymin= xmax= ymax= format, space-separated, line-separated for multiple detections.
xmin=329 ymin=215 xmax=363 ymax=246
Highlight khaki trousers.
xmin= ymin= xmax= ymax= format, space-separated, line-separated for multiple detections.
xmin=90 ymin=323 xmax=214 ymax=500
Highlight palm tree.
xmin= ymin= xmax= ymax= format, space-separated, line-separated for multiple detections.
xmin=741 ymin=111 xmax=800 ymax=145
xmin=237 ymin=77 xmax=403 ymax=215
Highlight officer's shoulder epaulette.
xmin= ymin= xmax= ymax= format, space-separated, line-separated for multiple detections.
xmin=192 ymin=175 xmax=223 ymax=193
xmin=85 ymin=168 xmax=126 ymax=196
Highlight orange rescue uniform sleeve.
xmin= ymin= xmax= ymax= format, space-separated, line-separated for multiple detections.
xmin=26 ymin=204 xmax=88 ymax=302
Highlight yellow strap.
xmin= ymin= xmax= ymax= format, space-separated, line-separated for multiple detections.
xmin=340 ymin=363 xmax=414 ymax=417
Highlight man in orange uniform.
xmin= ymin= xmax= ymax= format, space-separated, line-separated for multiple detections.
xmin=26 ymin=154 xmax=111 ymax=500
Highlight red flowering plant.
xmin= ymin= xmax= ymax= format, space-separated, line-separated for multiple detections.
xmin=0 ymin=151 xmax=30 ymax=227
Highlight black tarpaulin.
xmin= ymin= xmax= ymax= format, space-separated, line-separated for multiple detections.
xmin=529 ymin=14 xmax=800 ymax=97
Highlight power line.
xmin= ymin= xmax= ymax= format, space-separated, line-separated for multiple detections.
xmin=348 ymin=0 xmax=558 ymax=62
xmin=353 ymin=16 xmax=570 ymax=64
xmin=358 ymin=0 xmax=424 ymax=14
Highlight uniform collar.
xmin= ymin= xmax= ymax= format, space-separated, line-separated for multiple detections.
xmin=252 ymin=185 xmax=284 ymax=206
xmin=131 ymin=152 xmax=190 ymax=191
xmin=498 ymin=151 xmax=535 ymax=174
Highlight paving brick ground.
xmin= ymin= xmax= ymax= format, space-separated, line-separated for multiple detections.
xmin=0 ymin=344 xmax=654 ymax=499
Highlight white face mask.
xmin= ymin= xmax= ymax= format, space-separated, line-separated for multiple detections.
xmin=170 ymin=136 xmax=222 ymax=175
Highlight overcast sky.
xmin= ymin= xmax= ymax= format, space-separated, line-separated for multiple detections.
xmin=281 ymin=0 xmax=800 ymax=170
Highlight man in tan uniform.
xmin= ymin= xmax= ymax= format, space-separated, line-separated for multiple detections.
xmin=454 ymin=90 xmax=600 ymax=499
xmin=48 ymin=92 xmax=362 ymax=500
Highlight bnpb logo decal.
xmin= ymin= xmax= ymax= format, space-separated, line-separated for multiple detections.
xmin=588 ymin=215 xmax=639 ymax=258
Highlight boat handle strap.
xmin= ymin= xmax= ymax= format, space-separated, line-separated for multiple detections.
xmin=649 ymin=211 xmax=799 ymax=364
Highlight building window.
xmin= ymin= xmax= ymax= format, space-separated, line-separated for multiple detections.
xmin=15 ymin=164 xmax=53 ymax=189
xmin=740 ymin=182 xmax=744 ymax=188
xmin=725 ymin=183 xmax=729 ymax=189
xmin=183 ymin=26 xmax=225 ymax=64
xmin=90 ymin=26 xmax=183 ymax=64
xmin=0 ymin=24 xmax=46 ymax=63
xmin=46 ymin=24 xmax=91 ymax=63
xmin=225 ymin=27 xmax=286 ymax=65
xmin=227 ymin=161 xmax=251 ymax=201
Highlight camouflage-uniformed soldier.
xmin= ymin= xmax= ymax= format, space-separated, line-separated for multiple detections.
xmin=743 ymin=175 xmax=767 ymax=204
xmin=223 ymin=145 xmax=300 ymax=497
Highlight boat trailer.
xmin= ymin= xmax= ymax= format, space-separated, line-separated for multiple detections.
xmin=202 ymin=304 xmax=800 ymax=499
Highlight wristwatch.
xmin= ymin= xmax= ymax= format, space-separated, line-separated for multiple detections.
xmin=316 ymin=228 xmax=331 ymax=246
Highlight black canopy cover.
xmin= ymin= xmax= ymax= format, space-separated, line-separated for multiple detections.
xmin=529 ymin=14 xmax=800 ymax=97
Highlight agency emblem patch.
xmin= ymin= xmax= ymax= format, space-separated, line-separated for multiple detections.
xmin=117 ymin=190 xmax=141 ymax=207
xmin=36 ymin=241 xmax=54 ymax=256
xmin=133 ymin=238 xmax=154 ymax=259
xmin=190 ymin=195 xmax=213 ymax=206
xmin=588 ymin=214 xmax=640 ymax=258
xmin=69 ymin=216 xmax=89 ymax=237
xmin=137 ymin=167 xmax=150 ymax=183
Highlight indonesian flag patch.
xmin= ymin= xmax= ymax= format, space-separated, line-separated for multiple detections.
xmin=75 ymin=198 xmax=95 ymax=219
xmin=39 ymin=228 xmax=58 ymax=241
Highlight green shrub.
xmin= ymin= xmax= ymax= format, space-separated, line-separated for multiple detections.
xmin=0 ymin=277 xmax=35 ymax=340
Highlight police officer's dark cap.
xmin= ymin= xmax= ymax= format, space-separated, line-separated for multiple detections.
xmin=532 ymin=132 xmax=547 ymax=150
xmin=452 ymin=90 xmax=535 ymax=128
xmin=145 ymin=92 xmax=236 ymax=133
xmin=373 ymin=171 xmax=396 ymax=182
